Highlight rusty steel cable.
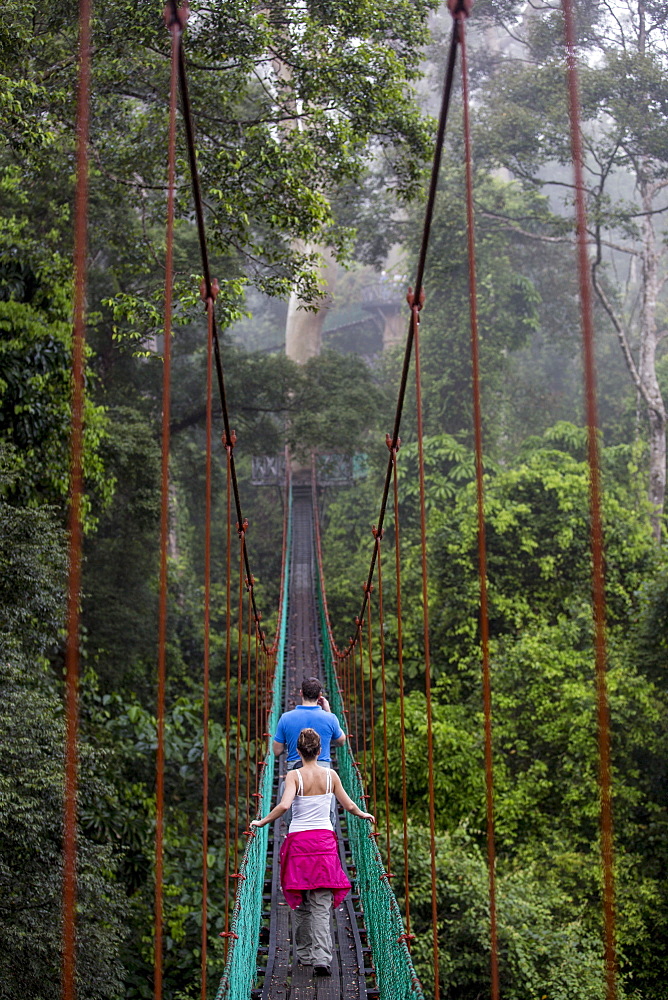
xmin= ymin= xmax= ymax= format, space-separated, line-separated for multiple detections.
xmin=390 ymin=441 xmax=411 ymax=941
xmin=63 ymin=0 xmax=92 ymax=995
xmin=255 ymin=624 xmax=261 ymax=794
xmin=154 ymin=9 xmax=184 ymax=997
xmin=223 ymin=438 xmax=233 ymax=956
xmin=348 ymin=19 xmax=461 ymax=638
xmin=358 ymin=623 xmax=368 ymax=788
xmin=344 ymin=650 xmax=351 ymax=721
xmin=366 ymin=599 xmax=378 ymax=823
xmin=562 ymin=2 xmax=616 ymax=995
xmin=265 ymin=652 xmax=271 ymax=751
xmin=312 ymin=22 xmax=462 ymax=661
xmin=374 ymin=528 xmax=393 ymax=874
xmin=458 ymin=9 xmax=499 ymax=998
xmin=165 ymin=0 xmax=267 ymax=636
xmin=200 ymin=285 xmax=215 ymax=1000
xmin=246 ymin=586 xmax=253 ymax=825
xmin=352 ymin=629 xmax=360 ymax=755
xmin=344 ymin=652 xmax=351 ymax=701
xmin=234 ymin=527 xmax=246 ymax=876
xmin=411 ymin=299 xmax=440 ymax=1000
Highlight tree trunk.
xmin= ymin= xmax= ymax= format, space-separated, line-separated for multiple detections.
xmin=285 ymin=244 xmax=336 ymax=364
xmin=638 ymin=176 xmax=666 ymax=541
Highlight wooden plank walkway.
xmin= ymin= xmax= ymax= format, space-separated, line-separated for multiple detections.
xmin=257 ymin=481 xmax=369 ymax=1000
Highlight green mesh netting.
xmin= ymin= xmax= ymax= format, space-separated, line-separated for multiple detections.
xmin=315 ymin=567 xmax=425 ymax=1000
xmin=215 ymin=488 xmax=291 ymax=1000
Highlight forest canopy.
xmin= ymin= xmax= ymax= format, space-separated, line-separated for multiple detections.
xmin=1 ymin=1 xmax=668 ymax=999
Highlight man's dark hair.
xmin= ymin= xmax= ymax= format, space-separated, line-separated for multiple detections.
xmin=301 ymin=676 xmax=323 ymax=701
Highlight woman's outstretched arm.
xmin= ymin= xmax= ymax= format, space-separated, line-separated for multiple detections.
xmin=332 ymin=772 xmax=375 ymax=822
xmin=250 ymin=771 xmax=298 ymax=828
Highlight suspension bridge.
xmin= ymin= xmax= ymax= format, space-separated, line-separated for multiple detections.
xmin=59 ymin=1 xmax=617 ymax=999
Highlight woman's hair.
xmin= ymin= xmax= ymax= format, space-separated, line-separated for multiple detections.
xmin=297 ymin=727 xmax=321 ymax=761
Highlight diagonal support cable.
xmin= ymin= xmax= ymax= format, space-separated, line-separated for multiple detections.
xmin=166 ymin=0 xmax=270 ymax=647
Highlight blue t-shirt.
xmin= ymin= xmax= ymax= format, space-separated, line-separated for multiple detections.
xmin=274 ymin=705 xmax=344 ymax=762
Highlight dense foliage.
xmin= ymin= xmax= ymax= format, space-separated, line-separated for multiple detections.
xmin=0 ymin=460 xmax=128 ymax=998
xmin=1 ymin=1 xmax=668 ymax=998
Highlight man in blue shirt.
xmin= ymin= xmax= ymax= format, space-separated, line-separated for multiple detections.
xmin=273 ymin=676 xmax=346 ymax=766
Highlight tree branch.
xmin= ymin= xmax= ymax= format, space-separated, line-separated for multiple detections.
xmin=478 ymin=211 xmax=572 ymax=244
xmin=591 ymin=259 xmax=649 ymax=408
xmin=478 ymin=209 xmax=640 ymax=256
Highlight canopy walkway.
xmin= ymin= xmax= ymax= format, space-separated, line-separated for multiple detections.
xmin=60 ymin=1 xmax=619 ymax=999
xmin=217 ymin=478 xmax=422 ymax=1000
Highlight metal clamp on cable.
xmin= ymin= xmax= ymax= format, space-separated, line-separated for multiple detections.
xmin=447 ymin=0 xmax=473 ymax=17
xmin=406 ymin=286 xmax=426 ymax=311
xmin=163 ymin=1 xmax=190 ymax=32
xmin=199 ymin=276 xmax=220 ymax=304
xmin=222 ymin=428 xmax=237 ymax=451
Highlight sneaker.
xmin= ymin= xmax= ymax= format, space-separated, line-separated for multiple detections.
xmin=314 ymin=966 xmax=332 ymax=977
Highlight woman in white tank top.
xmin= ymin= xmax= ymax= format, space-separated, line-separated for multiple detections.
xmin=289 ymin=766 xmax=334 ymax=832
xmin=251 ymin=727 xmax=374 ymax=976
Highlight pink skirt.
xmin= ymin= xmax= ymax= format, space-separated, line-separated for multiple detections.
xmin=279 ymin=830 xmax=351 ymax=910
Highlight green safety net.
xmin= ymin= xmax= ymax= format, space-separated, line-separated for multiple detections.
xmin=314 ymin=564 xmax=425 ymax=1000
xmin=215 ymin=487 xmax=292 ymax=1000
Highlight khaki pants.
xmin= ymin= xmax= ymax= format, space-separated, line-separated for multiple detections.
xmin=293 ymin=888 xmax=333 ymax=966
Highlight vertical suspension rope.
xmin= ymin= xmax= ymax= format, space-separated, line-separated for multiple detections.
xmin=234 ymin=522 xmax=247 ymax=875
xmin=352 ymin=626 xmax=360 ymax=757
xmin=265 ymin=646 xmax=270 ymax=756
xmin=366 ymin=596 xmax=378 ymax=823
xmin=154 ymin=8 xmax=184 ymax=997
xmin=359 ymin=624 xmax=368 ymax=790
xmin=246 ymin=585 xmax=253 ymax=826
xmin=389 ymin=439 xmax=412 ymax=941
xmin=255 ymin=621 xmax=261 ymax=795
xmin=340 ymin=652 xmax=347 ymax=728
xmin=410 ymin=294 xmax=440 ymax=1000
xmin=223 ymin=434 xmax=234 ymax=956
xmin=562 ymin=2 xmax=616 ymax=995
xmin=457 ymin=10 xmax=500 ymax=999
xmin=374 ymin=528 xmax=393 ymax=874
xmin=63 ymin=1 xmax=92 ymax=995
xmin=340 ymin=651 xmax=346 ymax=719
xmin=200 ymin=281 xmax=216 ymax=1000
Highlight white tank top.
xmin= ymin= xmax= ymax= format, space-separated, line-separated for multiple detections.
xmin=288 ymin=767 xmax=334 ymax=833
